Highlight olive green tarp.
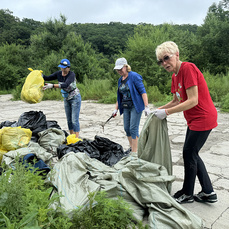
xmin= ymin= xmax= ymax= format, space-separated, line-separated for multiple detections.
xmin=49 ymin=114 xmax=204 ymax=228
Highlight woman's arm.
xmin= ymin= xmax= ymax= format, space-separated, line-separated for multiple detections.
xmin=167 ymin=86 xmax=198 ymax=115
xmin=142 ymin=93 xmax=149 ymax=107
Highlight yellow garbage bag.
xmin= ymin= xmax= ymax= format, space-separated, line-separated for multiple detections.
xmin=0 ymin=127 xmax=32 ymax=151
xmin=66 ymin=134 xmax=83 ymax=145
xmin=21 ymin=68 xmax=44 ymax=103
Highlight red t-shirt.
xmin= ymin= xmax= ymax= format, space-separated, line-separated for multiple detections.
xmin=171 ymin=62 xmax=218 ymax=131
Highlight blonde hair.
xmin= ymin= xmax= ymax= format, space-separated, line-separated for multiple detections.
xmin=155 ymin=41 xmax=179 ymax=60
xmin=125 ymin=64 xmax=131 ymax=72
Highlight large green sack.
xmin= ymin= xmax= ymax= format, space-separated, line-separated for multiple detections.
xmin=138 ymin=114 xmax=173 ymax=192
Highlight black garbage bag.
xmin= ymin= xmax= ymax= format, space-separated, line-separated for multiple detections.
xmin=57 ymin=144 xmax=81 ymax=159
xmin=72 ymin=140 xmax=101 ymax=159
xmin=47 ymin=120 xmax=61 ymax=129
xmin=0 ymin=120 xmax=17 ymax=129
xmin=92 ymin=135 xmax=126 ymax=166
xmin=17 ymin=111 xmax=47 ymax=137
xmin=57 ymin=136 xmax=128 ymax=166
xmin=57 ymin=139 xmax=100 ymax=160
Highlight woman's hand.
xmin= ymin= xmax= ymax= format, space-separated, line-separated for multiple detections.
xmin=43 ymin=83 xmax=54 ymax=90
xmin=154 ymin=109 xmax=168 ymax=120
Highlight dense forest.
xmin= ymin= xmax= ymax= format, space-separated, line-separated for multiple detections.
xmin=0 ymin=0 xmax=229 ymax=110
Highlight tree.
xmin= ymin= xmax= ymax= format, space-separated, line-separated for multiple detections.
xmin=71 ymin=22 xmax=136 ymax=57
xmin=29 ymin=15 xmax=69 ymax=60
xmin=196 ymin=1 xmax=229 ymax=74
xmin=28 ymin=16 xmax=113 ymax=83
xmin=61 ymin=32 xmax=112 ymax=82
xmin=0 ymin=9 xmax=40 ymax=46
xmin=0 ymin=43 xmax=31 ymax=90
xmin=122 ymin=24 xmax=198 ymax=93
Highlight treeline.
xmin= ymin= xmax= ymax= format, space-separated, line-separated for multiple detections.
xmin=0 ymin=0 xmax=229 ymax=110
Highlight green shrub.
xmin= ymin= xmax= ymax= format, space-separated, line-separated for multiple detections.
xmin=42 ymin=87 xmax=63 ymax=101
xmin=204 ymin=71 xmax=229 ymax=103
xmin=220 ymin=93 xmax=229 ymax=112
xmin=98 ymin=87 xmax=117 ymax=104
xmin=78 ymin=77 xmax=115 ymax=102
xmin=71 ymin=191 xmax=148 ymax=229
xmin=146 ymin=85 xmax=165 ymax=103
xmin=0 ymin=159 xmax=72 ymax=228
xmin=153 ymin=94 xmax=173 ymax=108
xmin=0 ymin=90 xmax=12 ymax=95
xmin=11 ymin=84 xmax=23 ymax=101
xmin=9 ymin=70 xmax=229 ymax=114
xmin=0 ymin=43 xmax=32 ymax=91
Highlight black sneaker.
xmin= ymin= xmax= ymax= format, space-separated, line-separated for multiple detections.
xmin=194 ymin=191 xmax=218 ymax=203
xmin=173 ymin=189 xmax=184 ymax=199
xmin=175 ymin=194 xmax=194 ymax=204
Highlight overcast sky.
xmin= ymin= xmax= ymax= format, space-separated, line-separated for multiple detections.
xmin=2 ymin=0 xmax=217 ymax=25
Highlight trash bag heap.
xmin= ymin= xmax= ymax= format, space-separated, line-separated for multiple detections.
xmin=0 ymin=111 xmax=204 ymax=229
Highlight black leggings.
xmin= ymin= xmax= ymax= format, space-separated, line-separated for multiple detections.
xmin=182 ymin=127 xmax=213 ymax=195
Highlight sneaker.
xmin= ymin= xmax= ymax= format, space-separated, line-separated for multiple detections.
xmin=175 ymin=194 xmax=194 ymax=204
xmin=173 ymin=189 xmax=184 ymax=199
xmin=194 ymin=191 xmax=218 ymax=203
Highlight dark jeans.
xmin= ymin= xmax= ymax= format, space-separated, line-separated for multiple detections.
xmin=182 ymin=127 xmax=213 ymax=195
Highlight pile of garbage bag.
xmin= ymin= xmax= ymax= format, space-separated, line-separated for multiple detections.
xmin=0 ymin=111 xmax=204 ymax=228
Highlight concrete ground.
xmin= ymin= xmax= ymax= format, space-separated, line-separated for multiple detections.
xmin=0 ymin=94 xmax=228 ymax=229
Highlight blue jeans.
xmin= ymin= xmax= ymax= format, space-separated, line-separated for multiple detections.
xmin=123 ymin=106 xmax=142 ymax=139
xmin=64 ymin=94 xmax=81 ymax=132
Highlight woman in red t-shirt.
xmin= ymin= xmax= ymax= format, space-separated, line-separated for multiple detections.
xmin=154 ymin=41 xmax=218 ymax=204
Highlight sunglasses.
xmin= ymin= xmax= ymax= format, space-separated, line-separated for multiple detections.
xmin=157 ymin=54 xmax=174 ymax=66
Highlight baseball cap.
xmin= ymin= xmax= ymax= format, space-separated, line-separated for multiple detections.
xmin=114 ymin=57 xmax=128 ymax=70
xmin=58 ymin=59 xmax=71 ymax=68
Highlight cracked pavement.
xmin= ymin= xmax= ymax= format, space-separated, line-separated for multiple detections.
xmin=0 ymin=94 xmax=228 ymax=229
